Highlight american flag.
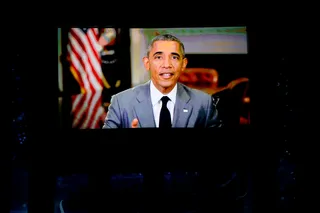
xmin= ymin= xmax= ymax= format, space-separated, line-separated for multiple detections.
xmin=70 ymin=91 xmax=106 ymax=129
xmin=67 ymin=28 xmax=108 ymax=129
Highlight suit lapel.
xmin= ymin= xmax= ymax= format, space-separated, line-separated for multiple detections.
xmin=133 ymin=81 xmax=156 ymax=128
xmin=173 ymin=83 xmax=193 ymax=128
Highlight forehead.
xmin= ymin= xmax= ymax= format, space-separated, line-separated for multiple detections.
xmin=151 ymin=40 xmax=182 ymax=54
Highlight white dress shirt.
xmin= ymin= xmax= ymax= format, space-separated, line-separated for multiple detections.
xmin=150 ymin=81 xmax=177 ymax=127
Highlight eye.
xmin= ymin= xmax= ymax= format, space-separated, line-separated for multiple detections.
xmin=154 ymin=55 xmax=162 ymax=59
xmin=172 ymin=55 xmax=179 ymax=60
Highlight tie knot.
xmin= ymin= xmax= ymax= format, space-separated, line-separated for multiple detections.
xmin=161 ymin=96 xmax=170 ymax=105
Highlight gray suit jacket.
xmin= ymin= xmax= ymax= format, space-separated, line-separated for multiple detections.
xmin=102 ymin=81 xmax=221 ymax=128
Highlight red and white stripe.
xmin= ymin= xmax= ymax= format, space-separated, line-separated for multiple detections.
xmin=71 ymin=91 xmax=105 ymax=129
xmin=67 ymin=28 xmax=105 ymax=129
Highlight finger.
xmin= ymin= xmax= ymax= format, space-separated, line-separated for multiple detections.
xmin=131 ymin=118 xmax=139 ymax=128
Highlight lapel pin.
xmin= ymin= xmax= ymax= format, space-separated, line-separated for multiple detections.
xmin=183 ymin=109 xmax=188 ymax=112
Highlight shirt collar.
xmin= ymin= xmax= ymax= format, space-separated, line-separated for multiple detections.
xmin=150 ymin=80 xmax=177 ymax=106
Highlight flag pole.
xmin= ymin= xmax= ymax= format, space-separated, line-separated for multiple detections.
xmin=102 ymin=74 xmax=111 ymax=89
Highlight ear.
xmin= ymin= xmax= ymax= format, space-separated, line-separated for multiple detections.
xmin=143 ymin=56 xmax=150 ymax=71
xmin=181 ymin=57 xmax=188 ymax=71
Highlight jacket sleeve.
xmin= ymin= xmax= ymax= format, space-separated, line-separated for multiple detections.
xmin=102 ymin=95 xmax=121 ymax=128
xmin=205 ymin=95 xmax=223 ymax=128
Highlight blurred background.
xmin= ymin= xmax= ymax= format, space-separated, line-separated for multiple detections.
xmin=57 ymin=27 xmax=251 ymax=129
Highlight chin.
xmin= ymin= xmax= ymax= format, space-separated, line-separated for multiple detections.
xmin=160 ymin=82 xmax=174 ymax=88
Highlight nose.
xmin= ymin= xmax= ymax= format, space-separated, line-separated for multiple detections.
xmin=163 ymin=57 xmax=172 ymax=68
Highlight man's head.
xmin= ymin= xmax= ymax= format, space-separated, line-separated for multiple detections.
xmin=143 ymin=34 xmax=188 ymax=94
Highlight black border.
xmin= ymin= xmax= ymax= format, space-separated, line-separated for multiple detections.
xmin=11 ymin=12 xmax=300 ymax=213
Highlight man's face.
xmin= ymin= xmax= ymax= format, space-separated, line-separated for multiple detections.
xmin=143 ymin=40 xmax=188 ymax=94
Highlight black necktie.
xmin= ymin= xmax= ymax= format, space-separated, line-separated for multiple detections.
xmin=159 ymin=96 xmax=171 ymax=128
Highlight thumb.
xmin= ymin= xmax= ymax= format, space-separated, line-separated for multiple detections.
xmin=131 ymin=118 xmax=139 ymax=128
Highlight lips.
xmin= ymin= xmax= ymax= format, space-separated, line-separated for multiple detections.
xmin=160 ymin=72 xmax=174 ymax=79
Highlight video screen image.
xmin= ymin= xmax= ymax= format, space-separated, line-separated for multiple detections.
xmin=58 ymin=27 xmax=250 ymax=128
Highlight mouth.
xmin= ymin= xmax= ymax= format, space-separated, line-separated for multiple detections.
xmin=159 ymin=72 xmax=174 ymax=79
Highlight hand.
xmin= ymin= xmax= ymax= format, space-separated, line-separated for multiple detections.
xmin=131 ymin=118 xmax=139 ymax=128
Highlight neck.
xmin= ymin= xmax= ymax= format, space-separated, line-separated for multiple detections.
xmin=154 ymin=83 xmax=176 ymax=95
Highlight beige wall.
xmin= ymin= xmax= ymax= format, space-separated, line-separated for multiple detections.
xmin=130 ymin=29 xmax=150 ymax=87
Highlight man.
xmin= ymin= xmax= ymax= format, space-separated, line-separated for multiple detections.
xmin=103 ymin=33 xmax=221 ymax=129
xmin=100 ymin=34 xmax=224 ymax=213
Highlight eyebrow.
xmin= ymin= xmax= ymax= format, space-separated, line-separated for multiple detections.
xmin=153 ymin=51 xmax=181 ymax=57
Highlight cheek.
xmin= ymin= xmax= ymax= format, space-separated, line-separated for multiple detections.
xmin=151 ymin=69 xmax=159 ymax=77
xmin=174 ymin=63 xmax=184 ymax=71
xmin=151 ymin=63 xmax=161 ymax=71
